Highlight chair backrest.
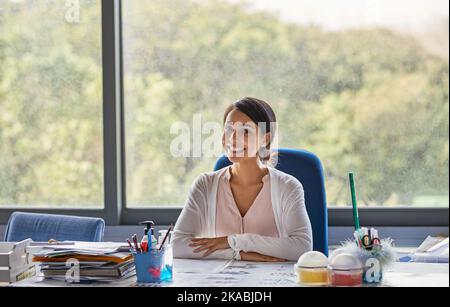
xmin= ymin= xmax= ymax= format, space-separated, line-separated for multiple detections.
xmin=4 ymin=212 xmax=105 ymax=242
xmin=214 ymin=148 xmax=329 ymax=256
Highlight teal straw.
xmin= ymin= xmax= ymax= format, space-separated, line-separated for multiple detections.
xmin=349 ymin=172 xmax=361 ymax=230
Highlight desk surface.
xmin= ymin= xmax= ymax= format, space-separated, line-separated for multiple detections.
xmin=9 ymin=259 xmax=449 ymax=288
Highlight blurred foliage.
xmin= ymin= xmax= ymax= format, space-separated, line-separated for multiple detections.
xmin=0 ymin=0 xmax=103 ymax=207
xmin=0 ymin=0 xmax=448 ymax=207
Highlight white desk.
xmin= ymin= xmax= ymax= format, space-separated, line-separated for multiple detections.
xmin=9 ymin=259 xmax=449 ymax=287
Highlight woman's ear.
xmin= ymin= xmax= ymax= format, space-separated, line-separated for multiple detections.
xmin=263 ymin=132 xmax=272 ymax=149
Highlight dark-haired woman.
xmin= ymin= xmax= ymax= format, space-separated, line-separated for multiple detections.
xmin=172 ymin=98 xmax=312 ymax=262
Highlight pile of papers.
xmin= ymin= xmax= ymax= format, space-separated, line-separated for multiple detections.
xmin=411 ymin=236 xmax=449 ymax=263
xmin=30 ymin=242 xmax=135 ymax=283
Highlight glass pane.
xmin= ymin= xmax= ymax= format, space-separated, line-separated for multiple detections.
xmin=123 ymin=0 xmax=449 ymax=208
xmin=0 ymin=0 xmax=104 ymax=208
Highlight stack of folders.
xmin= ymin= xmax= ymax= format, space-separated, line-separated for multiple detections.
xmin=30 ymin=242 xmax=135 ymax=283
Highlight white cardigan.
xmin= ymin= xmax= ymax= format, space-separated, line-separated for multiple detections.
xmin=172 ymin=167 xmax=313 ymax=261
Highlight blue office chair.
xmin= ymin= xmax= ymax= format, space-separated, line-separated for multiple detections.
xmin=4 ymin=212 xmax=105 ymax=242
xmin=214 ymin=148 xmax=329 ymax=256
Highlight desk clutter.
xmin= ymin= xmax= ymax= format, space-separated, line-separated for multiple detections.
xmin=126 ymin=222 xmax=174 ymax=284
xmin=29 ymin=242 xmax=135 ymax=283
xmin=294 ymin=229 xmax=396 ymax=288
xmin=0 ymin=239 xmax=35 ymax=283
xmin=18 ymin=221 xmax=175 ymax=285
xmin=293 ymin=173 xmax=397 ymax=287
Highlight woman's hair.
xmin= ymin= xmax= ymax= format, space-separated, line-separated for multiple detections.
xmin=224 ymin=97 xmax=277 ymax=166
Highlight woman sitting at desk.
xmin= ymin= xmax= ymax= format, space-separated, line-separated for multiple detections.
xmin=172 ymin=97 xmax=312 ymax=262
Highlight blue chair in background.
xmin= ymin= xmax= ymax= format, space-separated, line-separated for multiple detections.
xmin=4 ymin=212 xmax=105 ymax=242
xmin=214 ymin=148 xmax=329 ymax=256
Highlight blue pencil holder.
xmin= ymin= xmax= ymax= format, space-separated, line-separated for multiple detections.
xmin=133 ymin=245 xmax=173 ymax=284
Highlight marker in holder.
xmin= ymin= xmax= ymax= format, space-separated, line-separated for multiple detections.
xmin=133 ymin=244 xmax=173 ymax=284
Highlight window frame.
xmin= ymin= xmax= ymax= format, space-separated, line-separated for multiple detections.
xmin=0 ymin=0 xmax=448 ymax=228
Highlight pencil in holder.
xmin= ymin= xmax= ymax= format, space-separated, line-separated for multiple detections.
xmin=133 ymin=245 xmax=173 ymax=284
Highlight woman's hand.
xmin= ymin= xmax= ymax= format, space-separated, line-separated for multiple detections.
xmin=240 ymin=252 xmax=287 ymax=262
xmin=189 ymin=237 xmax=230 ymax=258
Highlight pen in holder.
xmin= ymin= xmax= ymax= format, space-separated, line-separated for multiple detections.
xmin=130 ymin=223 xmax=174 ymax=285
xmin=133 ymin=244 xmax=173 ymax=284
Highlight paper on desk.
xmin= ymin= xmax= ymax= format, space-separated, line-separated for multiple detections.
xmin=427 ymin=237 xmax=449 ymax=253
xmin=412 ymin=237 xmax=449 ymax=263
xmin=28 ymin=242 xmax=131 ymax=257
xmin=12 ymin=259 xmax=450 ymax=288
xmin=383 ymin=272 xmax=449 ymax=287
xmin=174 ymin=259 xmax=232 ymax=274
xmin=382 ymin=262 xmax=450 ymax=287
xmin=416 ymin=237 xmax=446 ymax=253
xmin=171 ymin=260 xmax=298 ymax=287
xmin=219 ymin=261 xmax=297 ymax=287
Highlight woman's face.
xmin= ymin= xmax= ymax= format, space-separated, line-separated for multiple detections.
xmin=223 ymin=109 xmax=269 ymax=163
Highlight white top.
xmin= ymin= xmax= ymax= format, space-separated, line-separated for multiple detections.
xmin=172 ymin=167 xmax=313 ymax=261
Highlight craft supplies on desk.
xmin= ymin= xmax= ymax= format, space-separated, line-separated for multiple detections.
xmin=294 ymin=251 xmax=329 ymax=286
xmin=329 ymin=253 xmax=363 ymax=287
xmin=127 ymin=222 xmax=174 ymax=284
xmin=0 ymin=239 xmax=35 ymax=283
xmin=293 ymin=172 xmax=397 ymax=287
xmin=342 ymin=228 xmax=396 ymax=284
xmin=293 ymin=250 xmax=364 ymax=287
xmin=339 ymin=172 xmax=396 ymax=284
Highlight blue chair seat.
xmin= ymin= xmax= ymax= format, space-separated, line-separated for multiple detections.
xmin=214 ymin=148 xmax=329 ymax=256
xmin=4 ymin=212 xmax=105 ymax=242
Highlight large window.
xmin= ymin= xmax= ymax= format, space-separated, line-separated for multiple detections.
xmin=0 ymin=1 xmax=448 ymax=226
xmin=0 ymin=0 xmax=104 ymax=208
xmin=123 ymin=0 xmax=449 ymax=208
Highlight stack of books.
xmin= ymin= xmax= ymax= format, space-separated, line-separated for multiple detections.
xmin=30 ymin=242 xmax=135 ymax=283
